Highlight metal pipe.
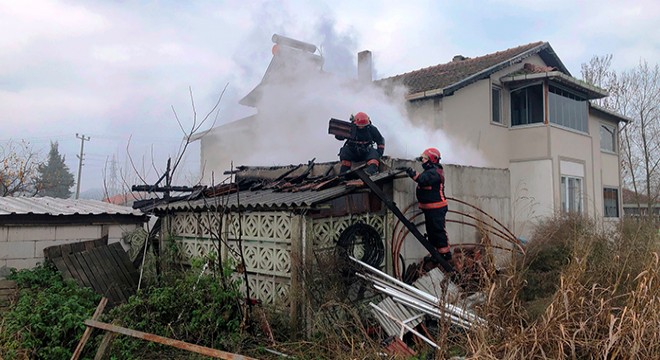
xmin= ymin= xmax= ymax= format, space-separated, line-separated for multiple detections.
xmin=271 ymin=34 xmax=317 ymax=53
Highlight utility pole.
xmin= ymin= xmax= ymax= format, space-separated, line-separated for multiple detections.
xmin=75 ymin=133 xmax=90 ymax=199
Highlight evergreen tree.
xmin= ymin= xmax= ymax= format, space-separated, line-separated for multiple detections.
xmin=35 ymin=142 xmax=75 ymax=198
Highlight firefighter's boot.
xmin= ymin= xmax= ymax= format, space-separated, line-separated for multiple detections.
xmin=339 ymin=165 xmax=351 ymax=175
xmin=365 ymin=163 xmax=378 ymax=176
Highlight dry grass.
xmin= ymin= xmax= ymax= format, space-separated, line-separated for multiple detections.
xmin=463 ymin=214 xmax=660 ymax=359
xmin=260 ymin=215 xmax=660 ymax=359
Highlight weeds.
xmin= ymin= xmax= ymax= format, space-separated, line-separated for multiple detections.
xmin=0 ymin=264 xmax=100 ymax=360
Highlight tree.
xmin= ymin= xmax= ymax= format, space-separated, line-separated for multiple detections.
xmin=0 ymin=139 xmax=42 ymax=196
xmin=35 ymin=142 xmax=75 ymax=198
xmin=582 ymin=56 xmax=660 ymax=216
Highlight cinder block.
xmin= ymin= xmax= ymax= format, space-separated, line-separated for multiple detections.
xmin=5 ymin=258 xmax=42 ymax=271
xmin=107 ymin=224 xmax=138 ymax=240
xmin=0 ymin=241 xmax=36 ymax=260
xmin=55 ymin=225 xmax=102 ymax=241
xmin=35 ymin=239 xmax=83 ymax=258
xmin=0 ymin=227 xmax=8 ymax=242
xmin=7 ymin=227 xmax=56 ymax=242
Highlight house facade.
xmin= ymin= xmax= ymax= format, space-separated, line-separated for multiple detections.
xmin=382 ymin=42 xmax=630 ymax=237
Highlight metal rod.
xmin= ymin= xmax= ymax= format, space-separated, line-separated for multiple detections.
xmin=369 ymin=303 xmax=438 ymax=348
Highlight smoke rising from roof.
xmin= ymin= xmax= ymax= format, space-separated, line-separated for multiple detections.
xmin=217 ymin=35 xmax=487 ymax=172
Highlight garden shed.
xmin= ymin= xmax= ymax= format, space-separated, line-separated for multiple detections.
xmin=0 ymin=197 xmax=148 ymax=276
xmin=152 ymin=158 xmax=513 ymax=325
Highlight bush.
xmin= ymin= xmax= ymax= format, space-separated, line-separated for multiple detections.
xmin=105 ymin=264 xmax=244 ymax=359
xmin=0 ymin=264 xmax=100 ymax=359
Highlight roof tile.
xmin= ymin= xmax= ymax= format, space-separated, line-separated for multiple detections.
xmin=379 ymin=41 xmax=545 ymax=95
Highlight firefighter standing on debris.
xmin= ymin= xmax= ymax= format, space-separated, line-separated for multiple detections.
xmin=336 ymin=112 xmax=385 ymax=176
xmin=404 ymin=148 xmax=452 ymax=261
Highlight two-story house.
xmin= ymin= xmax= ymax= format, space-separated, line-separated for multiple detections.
xmin=195 ymin=38 xmax=629 ymax=239
xmin=377 ymin=41 xmax=630 ymax=237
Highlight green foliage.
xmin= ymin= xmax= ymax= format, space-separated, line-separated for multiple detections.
xmin=0 ymin=264 xmax=100 ymax=359
xmin=105 ymin=264 xmax=244 ymax=359
xmin=35 ymin=141 xmax=75 ymax=198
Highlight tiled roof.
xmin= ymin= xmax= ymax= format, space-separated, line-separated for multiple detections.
xmin=378 ymin=41 xmax=551 ymax=97
xmin=0 ymin=197 xmax=145 ymax=216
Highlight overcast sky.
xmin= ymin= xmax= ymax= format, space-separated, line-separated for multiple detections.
xmin=1 ymin=0 xmax=658 ymax=194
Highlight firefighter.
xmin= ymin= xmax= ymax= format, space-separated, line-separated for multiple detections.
xmin=404 ymin=148 xmax=452 ymax=261
xmin=337 ymin=112 xmax=385 ymax=176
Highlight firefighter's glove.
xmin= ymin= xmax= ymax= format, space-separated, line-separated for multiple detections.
xmin=405 ymin=167 xmax=416 ymax=178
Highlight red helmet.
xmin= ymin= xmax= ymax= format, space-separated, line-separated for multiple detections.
xmin=422 ymin=147 xmax=441 ymax=164
xmin=353 ymin=112 xmax=370 ymax=127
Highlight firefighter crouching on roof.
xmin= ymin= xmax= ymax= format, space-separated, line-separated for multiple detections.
xmin=337 ymin=112 xmax=385 ymax=176
xmin=404 ymin=148 xmax=452 ymax=262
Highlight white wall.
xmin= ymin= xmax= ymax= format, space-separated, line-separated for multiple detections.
xmin=509 ymin=159 xmax=555 ymax=240
xmin=0 ymin=223 xmax=140 ymax=275
xmin=392 ymin=162 xmax=512 ymax=267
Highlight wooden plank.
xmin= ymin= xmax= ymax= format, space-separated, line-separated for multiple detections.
xmin=0 ymin=288 xmax=16 ymax=296
xmin=106 ymin=245 xmax=137 ymax=301
xmin=76 ymin=251 xmax=111 ymax=298
xmin=70 ymin=297 xmax=108 ymax=360
xmin=90 ymin=246 xmax=126 ymax=304
xmin=84 ymin=320 xmax=259 ymax=360
xmin=0 ymin=280 xmax=16 ymax=289
xmin=105 ymin=247 xmax=134 ymax=289
xmin=62 ymin=253 xmax=91 ymax=289
xmin=93 ymin=332 xmax=116 ymax=360
xmin=43 ymin=244 xmax=62 ymax=259
xmin=108 ymin=243 xmax=139 ymax=287
xmin=113 ymin=243 xmax=139 ymax=284
xmin=51 ymin=257 xmax=75 ymax=282
xmin=78 ymin=250 xmax=118 ymax=303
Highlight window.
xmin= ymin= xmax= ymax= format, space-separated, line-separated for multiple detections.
xmin=600 ymin=124 xmax=616 ymax=152
xmin=492 ymin=86 xmax=502 ymax=124
xmin=549 ymin=85 xmax=588 ymax=132
xmin=511 ymin=84 xmax=544 ymax=126
xmin=603 ymin=188 xmax=619 ymax=218
xmin=561 ymin=176 xmax=583 ymax=213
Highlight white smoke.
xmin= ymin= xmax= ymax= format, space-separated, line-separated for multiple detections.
xmin=240 ymin=52 xmax=488 ymax=168
xmin=211 ymin=16 xmax=488 ymax=172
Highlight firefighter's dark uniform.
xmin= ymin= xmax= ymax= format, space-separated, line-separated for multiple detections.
xmin=410 ymin=162 xmax=451 ymax=259
xmin=337 ymin=124 xmax=385 ymax=175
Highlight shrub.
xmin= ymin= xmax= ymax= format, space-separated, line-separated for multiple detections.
xmin=0 ymin=264 xmax=100 ymax=360
xmin=105 ymin=263 xmax=244 ymax=359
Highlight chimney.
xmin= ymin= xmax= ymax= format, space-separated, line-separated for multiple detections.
xmin=358 ymin=50 xmax=373 ymax=82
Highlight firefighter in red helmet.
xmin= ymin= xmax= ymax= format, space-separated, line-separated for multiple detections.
xmin=404 ymin=147 xmax=452 ymax=262
xmin=337 ymin=112 xmax=385 ymax=176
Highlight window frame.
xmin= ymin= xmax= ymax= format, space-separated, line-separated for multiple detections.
xmin=561 ymin=175 xmax=583 ymax=214
xmin=603 ymin=187 xmax=620 ymax=218
xmin=510 ymin=82 xmax=545 ymax=127
xmin=600 ymin=123 xmax=617 ymax=153
xmin=491 ymin=85 xmax=503 ymax=124
xmin=548 ymin=83 xmax=589 ymax=133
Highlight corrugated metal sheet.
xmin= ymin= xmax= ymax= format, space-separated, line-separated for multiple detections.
xmin=372 ymin=297 xmax=424 ymax=337
xmin=0 ymin=197 xmax=144 ymax=216
xmin=161 ymin=186 xmax=356 ymax=211
xmin=158 ymin=170 xmax=399 ymax=212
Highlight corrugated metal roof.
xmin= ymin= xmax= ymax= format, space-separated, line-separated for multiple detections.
xmin=158 ymin=170 xmax=398 ymax=212
xmin=161 ymin=185 xmax=356 ymax=211
xmin=0 ymin=197 xmax=144 ymax=216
